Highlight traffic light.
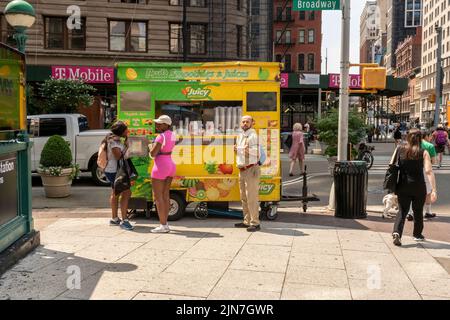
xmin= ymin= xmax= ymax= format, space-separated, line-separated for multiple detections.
xmin=362 ymin=67 xmax=386 ymax=90
xmin=428 ymin=93 xmax=436 ymax=104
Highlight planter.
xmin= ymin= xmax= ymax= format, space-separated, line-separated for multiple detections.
xmin=38 ymin=168 xmax=73 ymax=198
xmin=327 ymin=156 xmax=338 ymax=176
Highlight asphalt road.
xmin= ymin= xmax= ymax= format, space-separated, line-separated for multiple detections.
xmin=32 ymin=140 xmax=450 ymax=215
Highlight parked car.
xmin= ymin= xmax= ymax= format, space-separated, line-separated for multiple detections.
xmin=27 ymin=114 xmax=110 ymax=186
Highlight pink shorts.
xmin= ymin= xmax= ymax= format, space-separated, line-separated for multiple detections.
xmin=151 ymin=155 xmax=176 ymax=180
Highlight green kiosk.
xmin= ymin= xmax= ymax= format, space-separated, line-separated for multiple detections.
xmin=0 ymin=43 xmax=39 ymax=275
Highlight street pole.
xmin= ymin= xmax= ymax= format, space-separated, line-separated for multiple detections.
xmin=318 ymin=88 xmax=322 ymax=120
xmin=182 ymin=0 xmax=188 ymax=62
xmin=337 ymin=0 xmax=351 ymax=161
xmin=434 ymin=25 xmax=442 ymax=127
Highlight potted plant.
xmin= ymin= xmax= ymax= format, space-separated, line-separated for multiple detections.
xmin=317 ymin=108 xmax=367 ymax=175
xmin=38 ymin=135 xmax=79 ymax=198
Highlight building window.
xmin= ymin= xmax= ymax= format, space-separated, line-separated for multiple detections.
xmin=170 ymin=23 xmax=183 ymax=53
xmin=120 ymin=0 xmax=148 ymax=3
xmin=298 ymin=29 xmax=305 ymax=43
xmin=276 ymin=30 xmax=282 ymax=43
xmin=284 ymin=54 xmax=291 ymax=72
xmin=285 ymin=30 xmax=291 ymax=44
xmin=307 ymin=53 xmax=314 ymax=71
xmin=169 ymin=0 xmax=206 ymax=6
xmin=275 ymin=54 xmax=282 ymax=62
xmin=308 ymin=11 xmax=315 ymax=20
xmin=276 ymin=7 xmax=283 ymax=21
xmin=298 ymin=54 xmax=305 ymax=71
xmin=109 ymin=20 xmax=147 ymax=52
xmin=45 ymin=16 xmax=86 ymax=50
xmin=286 ymin=7 xmax=292 ymax=21
xmin=308 ymin=29 xmax=314 ymax=43
xmin=171 ymin=23 xmax=206 ymax=55
xmin=299 ymin=11 xmax=305 ymax=20
xmin=0 ymin=15 xmax=16 ymax=47
xmin=237 ymin=0 xmax=242 ymax=11
xmin=251 ymin=0 xmax=260 ymax=15
xmin=405 ymin=0 xmax=422 ymax=27
xmin=236 ymin=25 xmax=242 ymax=57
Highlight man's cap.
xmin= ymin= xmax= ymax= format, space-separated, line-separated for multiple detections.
xmin=154 ymin=115 xmax=172 ymax=125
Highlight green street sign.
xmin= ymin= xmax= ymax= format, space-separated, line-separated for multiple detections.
xmin=293 ymin=0 xmax=341 ymax=11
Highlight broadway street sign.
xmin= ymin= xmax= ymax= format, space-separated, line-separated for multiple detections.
xmin=293 ymin=0 xmax=341 ymax=10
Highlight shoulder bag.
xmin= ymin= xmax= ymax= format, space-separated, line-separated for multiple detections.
xmin=383 ymin=147 xmax=400 ymax=193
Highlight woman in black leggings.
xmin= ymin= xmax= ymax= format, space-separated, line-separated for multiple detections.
xmin=392 ymin=129 xmax=437 ymax=246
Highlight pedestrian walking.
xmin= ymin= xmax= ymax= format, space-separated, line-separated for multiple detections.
xmin=288 ymin=123 xmax=306 ymax=176
xmin=392 ymin=130 xmax=437 ymax=246
xmin=103 ymin=121 xmax=134 ymax=230
xmin=407 ymin=129 xmax=438 ymax=221
xmin=432 ymin=124 xmax=448 ymax=168
xmin=393 ymin=124 xmax=402 ymax=145
xmin=149 ymin=115 xmax=176 ymax=233
xmin=234 ymin=115 xmax=261 ymax=232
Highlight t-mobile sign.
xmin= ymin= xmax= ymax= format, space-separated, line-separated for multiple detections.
xmin=52 ymin=66 xmax=114 ymax=83
xmin=329 ymin=73 xmax=361 ymax=89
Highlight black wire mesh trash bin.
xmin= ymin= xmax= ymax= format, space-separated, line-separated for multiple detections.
xmin=334 ymin=161 xmax=368 ymax=219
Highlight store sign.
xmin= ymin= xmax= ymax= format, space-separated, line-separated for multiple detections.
xmin=52 ymin=66 xmax=114 ymax=83
xmin=182 ymin=86 xmax=211 ymax=99
xmin=294 ymin=0 xmax=341 ymax=11
xmin=0 ymin=61 xmax=21 ymax=131
xmin=299 ymin=73 xmax=320 ymax=85
xmin=280 ymin=73 xmax=288 ymax=88
xmin=0 ymin=153 xmax=18 ymax=226
xmin=329 ymin=73 xmax=362 ymax=89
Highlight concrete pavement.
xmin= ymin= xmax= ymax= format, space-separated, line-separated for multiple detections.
xmin=1 ymin=208 xmax=449 ymax=300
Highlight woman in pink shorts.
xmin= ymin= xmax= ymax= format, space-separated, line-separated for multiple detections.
xmin=149 ymin=115 xmax=176 ymax=233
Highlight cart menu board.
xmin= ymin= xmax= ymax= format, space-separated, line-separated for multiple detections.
xmin=0 ymin=153 xmax=18 ymax=226
xmin=0 ymin=44 xmax=23 ymax=131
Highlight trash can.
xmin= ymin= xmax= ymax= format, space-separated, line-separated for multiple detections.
xmin=333 ymin=161 xmax=368 ymax=219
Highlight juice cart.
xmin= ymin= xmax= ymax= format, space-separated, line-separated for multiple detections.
xmin=116 ymin=61 xmax=282 ymax=220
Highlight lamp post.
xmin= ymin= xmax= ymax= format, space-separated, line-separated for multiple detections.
xmin=4 ymin=0 xmax=36 ymax=53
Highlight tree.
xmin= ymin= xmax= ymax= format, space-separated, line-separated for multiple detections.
xmin=317 ymin=108 xmax=367 ymax=157
xmin=39 ymin=78 xmax=97 ymax=113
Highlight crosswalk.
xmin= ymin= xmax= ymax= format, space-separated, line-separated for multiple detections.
xmin=369 ymin=162 xmax=450 ymax=174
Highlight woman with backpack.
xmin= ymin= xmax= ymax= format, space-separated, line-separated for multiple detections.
xmin=100 ymin=121 xmax=134 ymax=231
xmin=432 ymin=124 xmax=448 ymax=168
xmin=288 ymin=123 xmax=306 ymax=176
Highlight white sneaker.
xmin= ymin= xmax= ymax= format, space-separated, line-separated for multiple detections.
xmin=151 ymin=225 xmax=170 ymax=233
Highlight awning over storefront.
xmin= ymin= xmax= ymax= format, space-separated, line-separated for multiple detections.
xmin=281 ymin=72 xmax=408 ymax=97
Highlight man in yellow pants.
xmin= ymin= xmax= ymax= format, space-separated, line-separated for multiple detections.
xmin=234 ymin=115 xmax=261 ymax=232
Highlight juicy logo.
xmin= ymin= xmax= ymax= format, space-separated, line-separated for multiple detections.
xmin=259 ymin=183 xmax=275 ymax=195
xmin=182 ymin=87 xmax=211 ymax=99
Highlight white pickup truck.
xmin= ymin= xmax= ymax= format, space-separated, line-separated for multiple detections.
xmin=27 ymin=114 xmax=110 ymax=186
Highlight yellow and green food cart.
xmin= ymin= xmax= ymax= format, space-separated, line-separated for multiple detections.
xmin=116 ymin=61 xmax=282 ymax=220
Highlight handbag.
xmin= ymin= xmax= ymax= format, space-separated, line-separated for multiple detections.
xmin=113 ymin=157 xmax=138 ymax=195
xmin=383 ymin=147 xmax=400 ymax=193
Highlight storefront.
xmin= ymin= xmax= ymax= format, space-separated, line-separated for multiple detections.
xmin=26 ymin=65 xmax=117 ymax=129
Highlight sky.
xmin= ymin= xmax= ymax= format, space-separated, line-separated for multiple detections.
xmin=322 ymin=1 xmax=366 ymax=74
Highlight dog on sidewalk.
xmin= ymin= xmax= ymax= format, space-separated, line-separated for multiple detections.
xmin=382 ymin=193 xmax=398 ymax=218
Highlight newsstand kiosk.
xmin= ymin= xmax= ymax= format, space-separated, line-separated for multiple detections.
xmin=116 ymin=61 xmax=283 ymax=220
xmin=0 ymin=43 xmax=38 ymax=274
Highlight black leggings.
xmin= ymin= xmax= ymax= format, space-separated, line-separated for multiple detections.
xmin=394 ymin=192 xmax=426 ymax=238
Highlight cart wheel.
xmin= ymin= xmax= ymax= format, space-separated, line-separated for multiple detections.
xmin=265 ymin=204 xmax=278 ymax=220
xmin=259 ymin=202 xmax=270 ymax=220
xmin=194 ymin=202 xmax=208 ymax=220
xmin=145 ymin=202 xmax=153 ymax=219
xmin=302 ymin=202 xmax=308 ymax=213
xmin=167 ymin=193 xmax=186 ymax=221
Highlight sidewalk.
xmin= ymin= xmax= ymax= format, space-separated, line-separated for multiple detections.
xmin=1 ymin=208 xmax=449 ymax=300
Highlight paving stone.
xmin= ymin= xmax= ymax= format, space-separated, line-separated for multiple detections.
xmin=214 ymin=269 xmax=285 ymax=293
xmin=411 ymin=277 xmax=450 ymax=298
xmin=229 ymin=245 xmax=290 ymax=273
xmin=208 ymin=287 xmax=280 ymax=300
xmin=183 ymin=239 xmax=244 ymax=261
xmin=288 ymin=252 xmax=345 ymax=270
xmin=285 ymin=265 xmax=349 ymax=288
xmin=133 ymin=292 xmax=205 ymax=300
xmin=348 ymin=278 xmax=421 ymax=300
xmin=281 ymin=282 xmax=352 ymax=300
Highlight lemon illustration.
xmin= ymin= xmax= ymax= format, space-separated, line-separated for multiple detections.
xmin=0 ymin=65 xmax=11 ymax=77
xmin=125 ymin=68 xmax=138 ymax=80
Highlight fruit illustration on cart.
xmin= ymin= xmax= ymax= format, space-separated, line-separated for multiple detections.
xmin=204 ymin=161 xmax=218 ymax=174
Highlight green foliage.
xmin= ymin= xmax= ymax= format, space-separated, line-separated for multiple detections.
xmin=317 ymin=108 xmax=367 ymax=157
xmin=26 ymin=84 xmax=48 ymax=115
xmin=39 ymin=78 xmax=97 ymax=113
xmin=40 ymin=135 xmax=72 ymax=167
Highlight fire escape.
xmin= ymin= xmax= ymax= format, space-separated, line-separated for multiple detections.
xmin=273 ymin=0 xmax=294 ymax=71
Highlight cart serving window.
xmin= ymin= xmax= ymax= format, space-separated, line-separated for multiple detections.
xmin=116 ymin=61 xmax=282 ymax=220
